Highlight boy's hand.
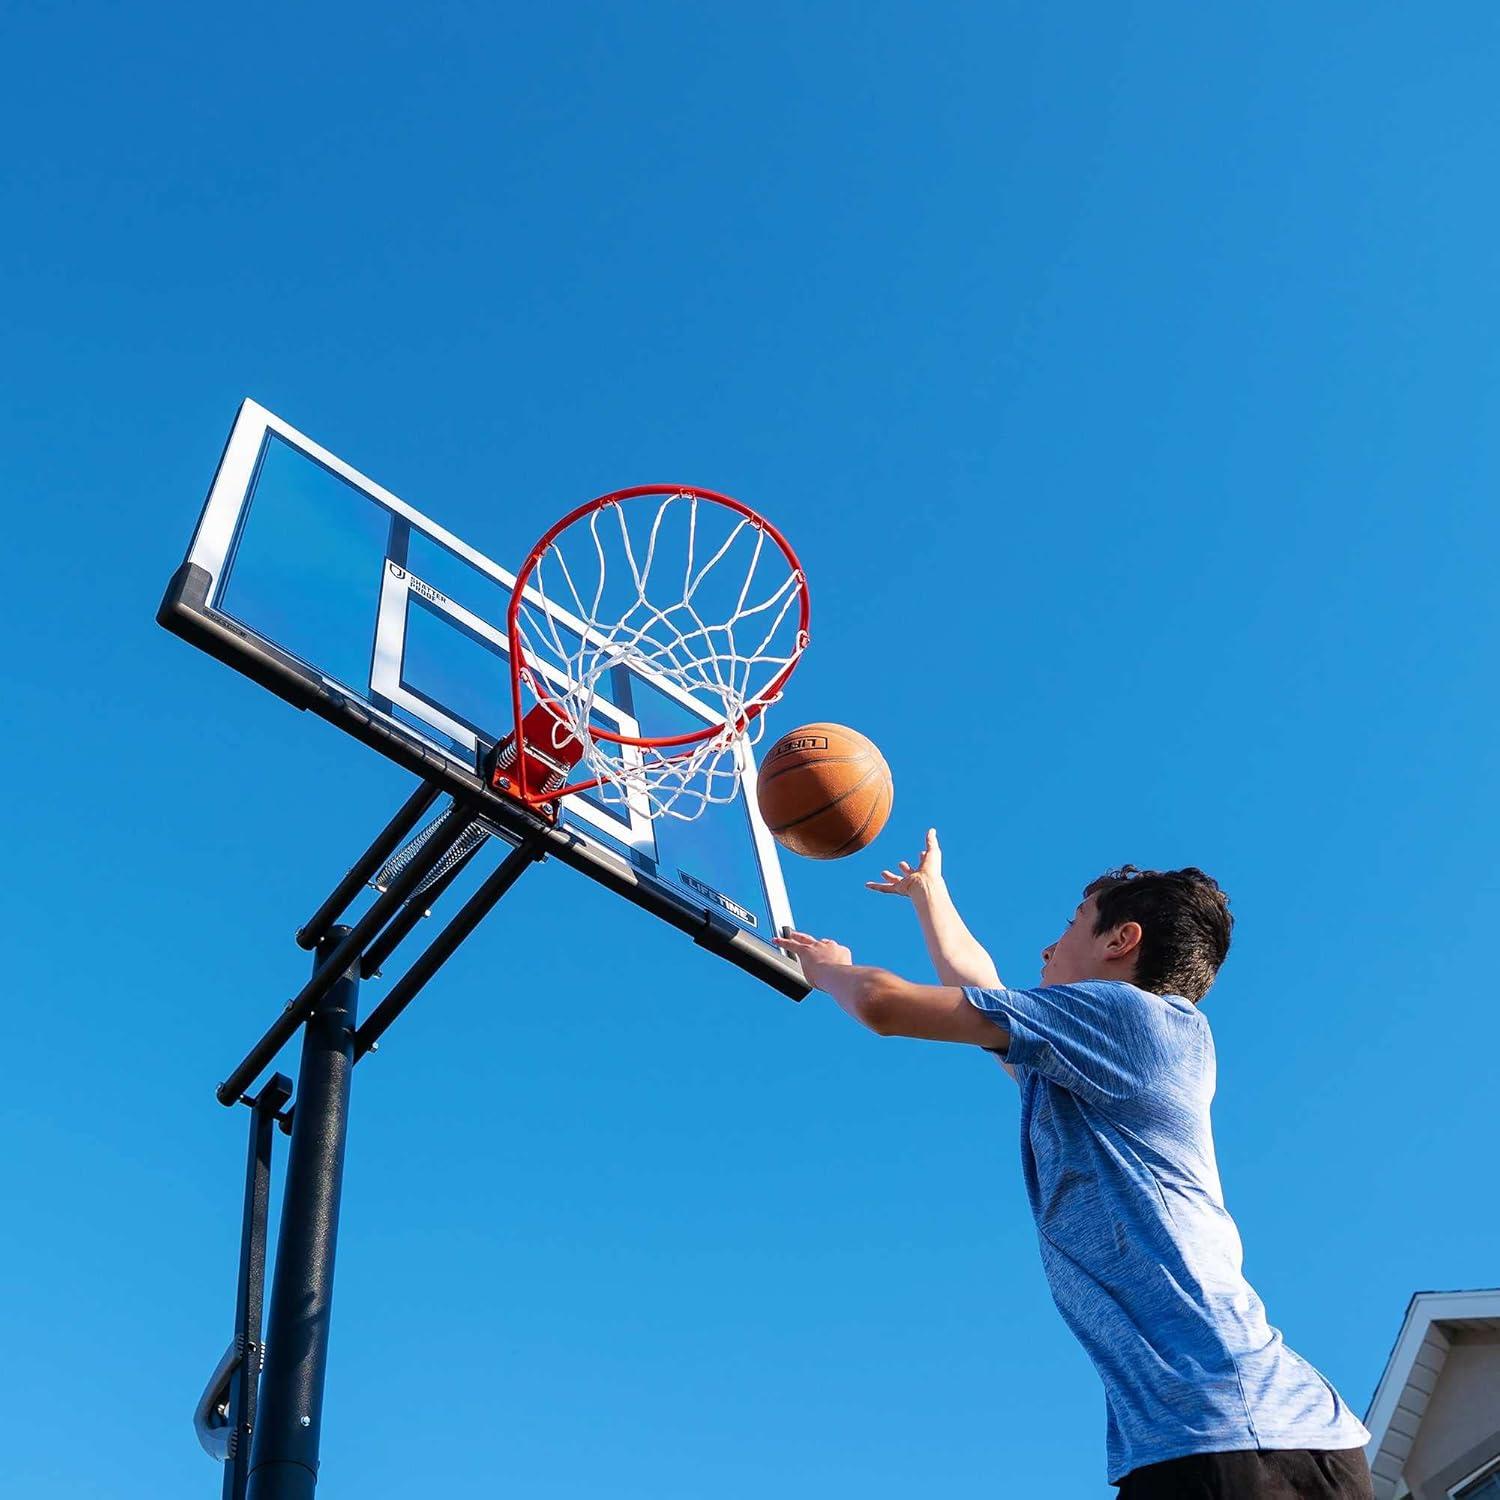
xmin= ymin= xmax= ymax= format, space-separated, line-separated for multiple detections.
xmin=774 ymin=930 xmax=853 ymax=991
xmin=866 ymin=827 xmax=943 ymax=898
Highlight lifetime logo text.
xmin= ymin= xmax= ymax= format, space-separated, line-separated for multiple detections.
xmin=770 ymin=735 xmax=828 ymax=756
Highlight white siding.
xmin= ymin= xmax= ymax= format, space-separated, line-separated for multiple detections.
xmin=1404 ymin=1340 xmax=1500 ymax=1493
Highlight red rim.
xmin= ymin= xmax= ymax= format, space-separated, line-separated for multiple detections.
xmin=504 ymin=485 xmax=810 ymax=806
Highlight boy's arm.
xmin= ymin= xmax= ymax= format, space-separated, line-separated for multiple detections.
xmin=867 ymin=830 xmax=1001 ymax=987
xmin=909 ymin=880 xmax=1002 ymax=988
xmin=865 ymin=831 xmax=1015 ymax=1075
xmin=774 ymin=933 xmax=1010 ymax=1052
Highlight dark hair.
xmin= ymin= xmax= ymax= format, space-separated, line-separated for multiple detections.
xmin=1084 ymin=866 xmax=1232 ymax=1003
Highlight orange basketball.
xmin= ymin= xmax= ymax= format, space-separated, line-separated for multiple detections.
xmin=755 ymin=723 xmax=894 ymax=860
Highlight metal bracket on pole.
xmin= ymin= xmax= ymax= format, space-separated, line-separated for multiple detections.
xmin=194 ymin=1072 xmax=293 ymax=1497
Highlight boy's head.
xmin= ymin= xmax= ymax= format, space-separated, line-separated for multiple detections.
xmin=1040 ymin=866 xmax=1233 ymax=1002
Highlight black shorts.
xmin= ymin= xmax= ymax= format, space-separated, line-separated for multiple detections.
xmin=1117 ymin=1446 xmax=1374 ymax=1498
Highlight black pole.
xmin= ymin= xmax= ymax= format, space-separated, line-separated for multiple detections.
xmin=296 ymin=781 xmax=442 ymax=950
xmin=218 ymin=805 xmax=474 ymax=1105
xmin=245 ymin=932 xmax=359 ymax=1500
xmin=353 ymin=839 xmax=543 ymax=1060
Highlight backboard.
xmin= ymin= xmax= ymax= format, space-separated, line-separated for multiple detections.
xmin=159 ymin=400 xmax=805 ymax=996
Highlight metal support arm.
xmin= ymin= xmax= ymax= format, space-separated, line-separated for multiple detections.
xmin=354 ymin=837 xmax=545 ymax=1060
xmin=357 ymin=834 xmax=486 ymax=979
xmin=295 ymin=781 xmax=442 ymax=950
xmin=217 ymin=803 xmax=475 ymax=1105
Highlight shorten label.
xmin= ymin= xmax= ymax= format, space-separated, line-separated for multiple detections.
xmin=678 ymin=869 xmax=758 ymax=929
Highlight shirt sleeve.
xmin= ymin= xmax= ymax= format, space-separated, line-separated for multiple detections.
xmin=962 ymin=982 xmax=1185 ymax=1106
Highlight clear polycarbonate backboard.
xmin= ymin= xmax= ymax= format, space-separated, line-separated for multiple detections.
xmin=159 ymin=401 xmax=802 ymax=994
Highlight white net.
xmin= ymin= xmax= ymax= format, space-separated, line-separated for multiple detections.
xmin=511 ymin=490 xmax=808 ymax=822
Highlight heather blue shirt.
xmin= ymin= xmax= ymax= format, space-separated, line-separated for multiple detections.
xmin=964 ymin=981 xmax=1369 ymax=1484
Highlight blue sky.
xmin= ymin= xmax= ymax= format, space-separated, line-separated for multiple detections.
xmin=4 ymin=4 xmax=1499 ymax=1496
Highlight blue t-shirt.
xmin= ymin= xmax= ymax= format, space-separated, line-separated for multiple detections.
xmin=963 ymin=980 xmax=1369 ymax=1484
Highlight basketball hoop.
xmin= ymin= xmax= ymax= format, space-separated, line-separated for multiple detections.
xmin=494 ymin=486 xmax=811 ymax=822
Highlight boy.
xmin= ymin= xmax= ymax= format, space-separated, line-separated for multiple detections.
xmin=776 ymin=832 xmax=1372 ymax=1498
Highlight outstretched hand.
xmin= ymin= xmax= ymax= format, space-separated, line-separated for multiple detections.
xmin=866 ymin=828 xmax=943 ymax=898
xmin=774 ymin=930 xmax=853 ymax=992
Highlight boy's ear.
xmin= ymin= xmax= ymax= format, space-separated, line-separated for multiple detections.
xmin=1106 ymin=921 xmax=1143 ymax=960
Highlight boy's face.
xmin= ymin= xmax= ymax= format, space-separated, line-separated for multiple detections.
xmin=1041 ymin=895 xmax=1129 ymax=986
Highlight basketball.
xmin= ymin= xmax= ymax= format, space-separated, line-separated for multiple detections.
xmin=755 ymin=723 xmax=894 ymax=860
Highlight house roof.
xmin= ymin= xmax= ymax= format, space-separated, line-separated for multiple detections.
xmin=1365 ymin=1287 xmax=1500 ymax=1500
